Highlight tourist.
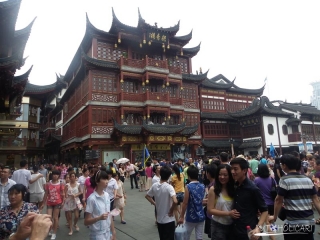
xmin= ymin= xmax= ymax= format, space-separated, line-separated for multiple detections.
xmin=145 ymin=166 xmax=177 ymax=240
xmin=105 ymin=170 xmax=118 ymax=211
xmin=78 ymin=167 xmax=89 ymax=216
xmin=207 ymin=164 xmax=237 ymax=240
xmin=220 ymin=152 xmax=229 ymax=164
xmin=145 ymin=161 xmax=152 ymax=191
xmin=84 ymin=170 xmax=116 ymax=240
xmin=118 ymin=163 xmax=125 ymax=183
xmin=273 ymin=154 xmax=320 ymax=239
xmin=248 ymin=157 xmax=259 ymax=177
xmin=0 ymin=165 xmax=16 ymax=209
xmin=114 ymin=173 xmax=126 ymax=224
xmin=138 ymin=160 xmax=146 ymax=192
xmin=29 ymin=165 xmax=46 ymax=208
xmin=60 ymin=164 xmax=68 ymax=183
xmin=40 ymin=170 xmax=65 ymax=240
xmin=126 ymin=161 xmax=138 ymax=189
xmin=254 ymin=164 xmax=276 ymax=240
xmin=39 ymin=164 xmax=48 ymax=181
xmin=230 ymin=157 xmax=268 ymax=239
xmin=178 ymin=165 xmax=206 ymax=240
xmin=152 ymin=164 xmax=161 ymax=185
xmin=203 ymin=163 xmax=217 ymax=239
xmin=12 ymin=160 xmax=43 ymax=201
xmin=184 ymin=162 xmax=191 ymax=184
xmin=171 ymin=163 xmax=185 ymax=223
xmin=63 ymin=171 xmax=82 ymax=235
xmin=0 ymin=184 xmax=39 ymax=240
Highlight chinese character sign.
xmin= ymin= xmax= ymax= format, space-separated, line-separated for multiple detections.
xmin=147 ymin=30 xmax=168 ymax=44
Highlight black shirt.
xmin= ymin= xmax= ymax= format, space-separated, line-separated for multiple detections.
xmin=233 ymin=177 xmax=268 ymax=235
xmin=138 ymin=164 xmax=145 ymax=176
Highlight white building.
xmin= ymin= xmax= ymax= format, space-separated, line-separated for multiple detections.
xmin=310 ymin=81 xmax=320 ymax=110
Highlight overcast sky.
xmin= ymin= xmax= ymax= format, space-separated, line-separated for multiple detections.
xmin=11 ymin=0 xmax=320 ymax=103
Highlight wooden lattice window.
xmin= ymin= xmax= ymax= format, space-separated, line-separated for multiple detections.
xmin=92 ymin=108 xmax=116 ymax=124
xmin=125 ymin=113 xmax=143 ymax=125
xmin=168 ymin=85 xmax=178 ymax=98
xmin=92 ymin=72 xmax=117 ymax=93
xmin=182 ymin=84 xmax=196 ymax=100
xmin=204 ymin=123 xmax=228 ymax=136
xmin=132 ymin=52 xmax=144 ymax=60
xmin=302 ymin=124 xmax=313 ymax=135
xmin=229 ymin=124 xmax=241 ymax=136
xmin=97 ymin=42 xmax=127 ymax=62
xmin=202 ymin=100 xmax=225 ymax=111
xmin=185 ymin=114 xmax=198 ymax=126
xmin=167 ymin=57 xmax=189 ymax=73
xmin=292 ymin=125 xmax=299 ymax=133
xmin=169 ymin=115 xmax=180 ymax=125
xmin=268 ymin=124 xmax=274 ymax=135
xmin=123 ymin=80 xmax=139 ymax=93
xmin=282 ymin=125 xmax=288 ymax=135
xmin=243 ymin=125 xmax=261 ymax=138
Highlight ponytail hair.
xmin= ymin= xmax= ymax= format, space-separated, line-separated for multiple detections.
xmin=90 ymin=170 xmax=108 ymax=188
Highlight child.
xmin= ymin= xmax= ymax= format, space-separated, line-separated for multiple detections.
xmin=178 ymin=165 xmax=206 ymax=240
xmin=84 ymin=170 xmax=116 ymax=240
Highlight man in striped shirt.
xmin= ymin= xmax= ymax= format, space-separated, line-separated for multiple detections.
xmin=273 ymin=154 xmax=320 ymax=239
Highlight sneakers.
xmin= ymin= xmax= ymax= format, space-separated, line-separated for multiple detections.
xmin=48 ymin=231 xmax=53 ymax=236
xmin=50 ymin=234 xmax=56 ymax=240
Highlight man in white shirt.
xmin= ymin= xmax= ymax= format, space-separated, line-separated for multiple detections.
xmin=11 ymin=160 xmax=43 ymax=202
xmin=0 ymin=166 xmax=16 ymax=208
xmin=145 ymin=166 xmax=177 ymax=240
xmin=38 ymin=164 xmax=48 ymax=181
xmin=126 ymin=162 xmax=138 ymax=189
xmin=29 ymin=166 xmax=46 ymax=208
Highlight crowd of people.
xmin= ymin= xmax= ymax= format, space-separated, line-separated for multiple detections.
xmin=1 ymin=151 xmax=320 ymax=240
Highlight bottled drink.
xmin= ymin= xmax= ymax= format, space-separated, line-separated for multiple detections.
xmin=246 ymin=225 xmax=252 ymax=239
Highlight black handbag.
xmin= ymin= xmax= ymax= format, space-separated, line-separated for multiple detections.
xmin=270 ymin=178 xmax=277 ymax=200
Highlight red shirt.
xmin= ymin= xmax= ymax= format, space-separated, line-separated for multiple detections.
xmin=45 ymin=181 xmax=64 ymax=206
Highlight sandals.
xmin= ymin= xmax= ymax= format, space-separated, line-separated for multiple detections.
xmin=316 ymin=218 xmax=320 ymax=225
xmin=74 ymin=225 xmax=80 ymax=231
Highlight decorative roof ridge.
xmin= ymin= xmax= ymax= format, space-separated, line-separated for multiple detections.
xmin=14 ymin=17 xmax=36 ymax=37
xmin=109 ymin=7 xmax=137 ymax=33
xmin=180 ymin=123 xmax=199 ymax=135
xmin=113 ymin=119 xmax=142 ymax=135
xmin=85 ymin=12 xmax=111 ymax=36
xmin=183 ymin=42 xmax=201 ymax=52
xmin=182 ymin=69 xmax=209 ymax=81
xmin=0 ymin=0 xmax=21 ymax=9
xmin=138 ymin=8 xmax=180 ymax=33
xmin=13 ymin=65 xmax=33 ymax=84
xmin=25 ymin=81 xmax=57 ymax=94
xmin=0 ymin=53 xmax=20 ymax=66
xmin=173 ymin=29 xmax=193 ymax=41
xmin=142 ymin=121 xmax=186 ymax=134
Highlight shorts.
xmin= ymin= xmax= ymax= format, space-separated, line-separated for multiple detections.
xmin=139 ymin=176 xmax=146 ymax=185
xmin=30 ymin=192 xmax=44 ymax=203
xmin=176 ymin=192 xmax=184 ymax=205
xmin=47 ymin=204 xmax=62 ymax=210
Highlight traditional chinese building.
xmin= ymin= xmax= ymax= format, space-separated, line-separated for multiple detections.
xmin=199 ymin=74 xmax=265 ymax=156
xmin=58 ymin=9 xmax=205 ymax=164
xmin=0 ymin=0 xmax=36 ymax=166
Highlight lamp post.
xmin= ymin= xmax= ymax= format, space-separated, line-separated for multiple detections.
xmin=229 ymin=138 xmax=235 ymax=157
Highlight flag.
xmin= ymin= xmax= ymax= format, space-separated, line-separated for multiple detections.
xmin=142 ymin=144 xmax=150 ymax=167
xmin=270 ymin=143 xmax=275 ymax=158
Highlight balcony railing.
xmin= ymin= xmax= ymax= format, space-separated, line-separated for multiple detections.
xmin=149 ymin=92 xmax=168 ymax=102
xmin=0 ymin=137 xmax=44 ymax=149
xmin=118 ymin=56 xmax=180 ymax=75
xmin=288 ymin=132 xmax=301 ymax=142
xmin=122 ymin=93 xmax=145 ymax=102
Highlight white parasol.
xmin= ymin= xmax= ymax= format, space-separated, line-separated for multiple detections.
xmin=116 ymin=158 xmax=130 ymax=164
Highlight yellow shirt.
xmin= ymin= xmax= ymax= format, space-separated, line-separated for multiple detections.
xmin=171 ymin=173 xmax=185 ymax=193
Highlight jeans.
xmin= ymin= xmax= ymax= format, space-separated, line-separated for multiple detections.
xmin=130 ymin=174 xmax=138 ymax=188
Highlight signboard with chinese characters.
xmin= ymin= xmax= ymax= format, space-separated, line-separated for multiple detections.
xmin=146 ymin=30 xmax=168 ymax=44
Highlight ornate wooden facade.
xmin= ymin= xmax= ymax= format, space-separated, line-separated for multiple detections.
xmin=0 ymin=0 xmax=37 ymax=166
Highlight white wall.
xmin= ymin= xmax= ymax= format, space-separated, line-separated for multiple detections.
xmin=263 ymin=116 xmax=290 ymax=148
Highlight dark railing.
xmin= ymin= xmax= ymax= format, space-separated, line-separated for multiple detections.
xmin=288 ymin=132 xmax=301 ymax=142
xmin=0 ymin=137 xmax=44 ymax=149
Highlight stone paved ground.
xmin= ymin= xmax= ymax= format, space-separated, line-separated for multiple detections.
xmin=45 ymin=179 xmax=320 ymax=239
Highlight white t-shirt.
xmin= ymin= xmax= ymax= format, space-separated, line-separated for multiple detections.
xmin=78 ymin=176 xmax=89 ymax=192
xmin=126 ymin=164 xmax=135 ymax=175
xmin=86 ymin=191 xmax=111 ymax=235
xmin=147 ymin=182 xmax=176 ymax=224
xmin=12 ymin=169 xmax=31 ymax=188
xmin=29 ymin=173 xmax=46 ymax=193
xmin=104 ymin=178 xmax=118 ymax=199
xmin=152 ymin=175 xmax=160 ymax=185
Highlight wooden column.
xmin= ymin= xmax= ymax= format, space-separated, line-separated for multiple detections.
xmin=92 ymin=38 xmax=98 ymax=58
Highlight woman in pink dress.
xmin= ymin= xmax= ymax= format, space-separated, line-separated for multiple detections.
xmin=145 ymin=161 xmax=153 ymax=191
